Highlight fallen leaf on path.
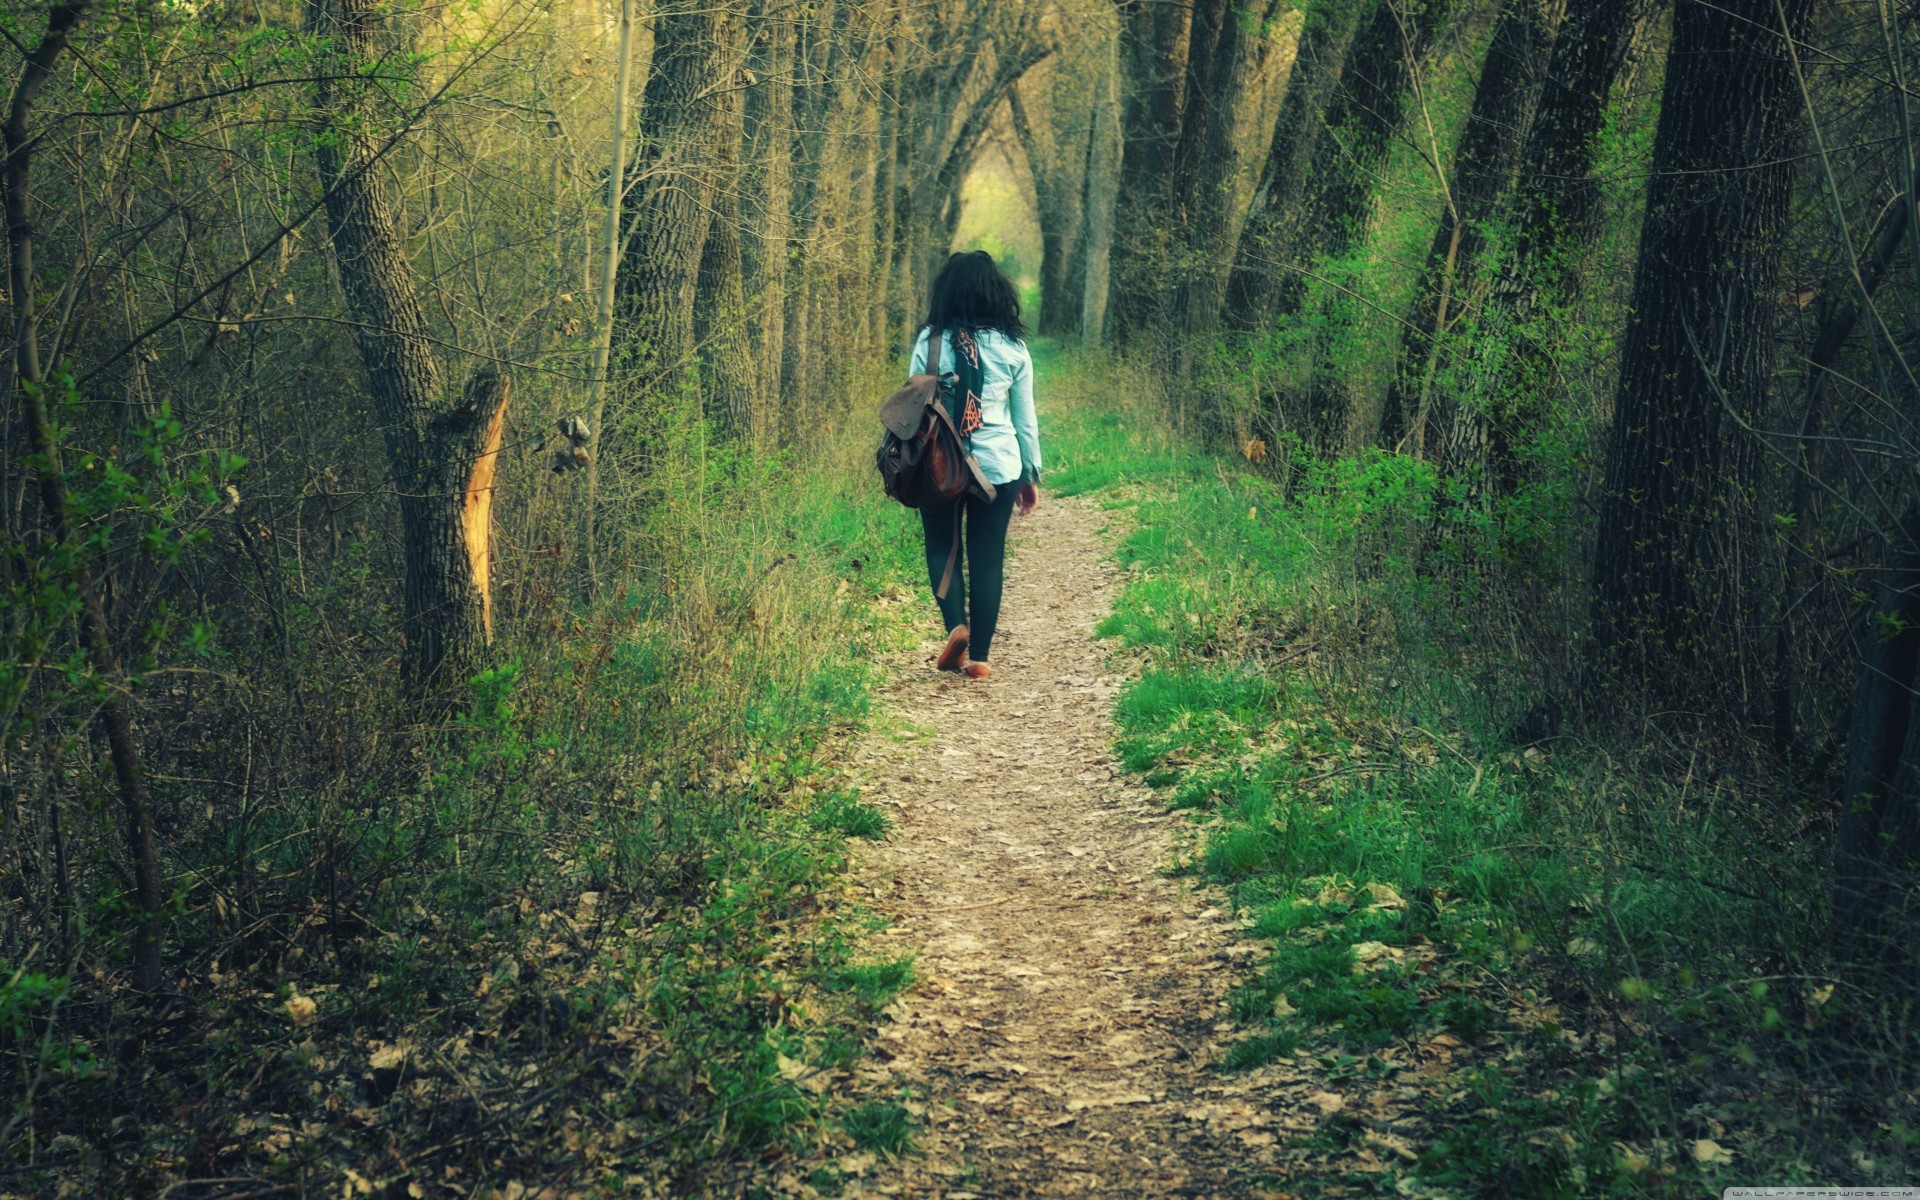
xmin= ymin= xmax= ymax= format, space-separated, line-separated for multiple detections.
xmin=1309 ymin=1090 xmax=1346 ymax=1115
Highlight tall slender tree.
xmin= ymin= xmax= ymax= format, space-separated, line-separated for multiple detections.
xmin=1223 ymin=0 xmax=1371 ymax=332
xmin=1446 ymin=0 xmax=1657 ymax=487
xmin=1376 ymin=0 xmax=1563 ymax=455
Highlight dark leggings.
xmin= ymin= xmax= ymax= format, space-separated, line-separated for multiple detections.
xmin=920 ymin=485 xmax=1018 ymax=662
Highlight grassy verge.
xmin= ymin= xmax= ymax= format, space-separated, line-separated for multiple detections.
xmin=19 ymin=399 xmax=933 ymax=1195
xmin=1041 ymin=347 xmax=1917 ymax=1197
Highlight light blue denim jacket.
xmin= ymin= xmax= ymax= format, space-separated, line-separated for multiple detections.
xmin=909 ymin=327 xmax=1042 ymax=487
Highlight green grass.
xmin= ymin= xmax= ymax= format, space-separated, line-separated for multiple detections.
xmin=841 ymin=1100 xmax=916 ymax=1157
xmin=808 ymin=789 xmax=892 ymax=839
xmin=832 ymin=957 xmax=916 ymax=1008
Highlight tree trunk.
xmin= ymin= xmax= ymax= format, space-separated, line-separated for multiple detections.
xmin=1075 ymin=32 xmax=1123 ymax=344
xmin=615 ymin=0 xmax=744 ymax=396
xmin=310 ymin=0 xmax=510 ymax=697
xmin=1275 ymin=0 xmax=1455 ymax=322
xmin=1287 ymin=0 xmax=1457 ymax=453
xmin=1446 ymin=0 xmax=1654 ymax=488
xmin=1586 ymin=0 xmax=1815 ymax=707
xmin=1223 ymin=0 xmax=1370 ymax=332
xmin=872 ymin=22 xmax=904 ymax=351
xmin=1377 ymin=0 xmax=1562 ymax=456
xmin=781 ymin=0 xmax=840 ymax=438
xmin=743 ymin=0 xmax=794 ymax=437
xmin=1009 ymin=80 xmax=1086 ymax=337
xmin=694 ymin=40 xmax=756 ymax=441
xmin=1108 ymin=0 xmax=1195 ymax=345
xmin=1167 ymin=0 xmax=1300 ymax=361
xmin=583 ymin=0 xmax=639 ymax=579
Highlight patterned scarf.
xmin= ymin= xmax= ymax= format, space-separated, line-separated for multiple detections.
xmin=943 ymin=327 xmax=985 ymax=438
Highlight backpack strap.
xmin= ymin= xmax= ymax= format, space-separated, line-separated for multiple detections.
xmin=935 ymin=505 xmax=960 ymax=600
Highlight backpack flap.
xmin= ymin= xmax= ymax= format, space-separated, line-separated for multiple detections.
xmin=880 ymin=376 xmax=938 ymax=440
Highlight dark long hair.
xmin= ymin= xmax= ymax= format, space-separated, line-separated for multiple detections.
xmin=922 ymin=250 xmax=1028 ymax=341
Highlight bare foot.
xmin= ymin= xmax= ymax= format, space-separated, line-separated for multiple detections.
xmin=936 ymin=625 xmax=969 ymax=673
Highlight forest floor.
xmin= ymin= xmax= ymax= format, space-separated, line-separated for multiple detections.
xmin=787 ymin=497 xmax=1427 ymax=1199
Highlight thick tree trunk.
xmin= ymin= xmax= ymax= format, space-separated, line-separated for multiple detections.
xmin=743 ymin=0 xmax=794 ymax=435
xmin=694 ymin=44 xmax=756 ymax=441
xmin=1276 ymin=0 xmax=1455 ymax=322
xmin=310 ymin=0 xmax=509 ymax=697
xmin=1287 ymin=0 xmax=1457 ymax=453
xmin=1108 ymin=0 xmax=1195 ymax=345
xmin=615 ymin=0 xmax=744 ymax=396
xmin=1447 ymin=0 xmax=1653 ymax=488
xmin=1377 ymin=0 xmax=1562 ymax=456
xmin=1223 ymin=1 xmax=1370 ymax=332
xmin=1586 ymin=0 xmax=1815 ymax=706
xmin=1168 ymin=0 xmax=1300 ymax=360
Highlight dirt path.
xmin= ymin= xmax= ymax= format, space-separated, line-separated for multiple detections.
xmin=836 ymin=497 xmax=1334 ymax=1199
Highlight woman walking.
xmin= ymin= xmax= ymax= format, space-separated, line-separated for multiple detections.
xmin=909 ymin=251 xmax=1041 ymax=680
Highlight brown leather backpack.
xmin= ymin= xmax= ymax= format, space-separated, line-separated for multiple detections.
xmin=876 ymin=324 xmax=997 ymax=597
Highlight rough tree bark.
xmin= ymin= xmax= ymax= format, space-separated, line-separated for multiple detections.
xmin=616 ymin=0 xmax=744 ymax=395
xmin=1376 ymin=0 xmax=1563 ymax=456
xmin=1108 ymin=0 xmax=1195 ymax=345
xmin=1445 ymin=0 xmax=1654 ymax=487
xmin=1273 ymin=0 xmax=1456 ymax=322
xmin=1586 ymin=0 xmax=1816 ymax=706
xmin=743 ymin=0 xmax=795 ymax=433
xmin=694 ymin=45 xmax=756 ymax=441
xmin=1167 ymin=0 xmax=1299 ymax=359
xmin=1223 ymin=0 xmax=1371 ymax=332
xmin=310 ymin=0 xmax=510 ymax=697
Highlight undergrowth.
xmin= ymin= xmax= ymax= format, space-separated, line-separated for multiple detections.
xmin=1044 ymin=346 xmax=1919 ymax=1197
xmin=8 ymin=392 xmax=931 ymax=1195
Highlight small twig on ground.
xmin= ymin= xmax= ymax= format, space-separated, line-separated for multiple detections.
xmin=921 ymin=892 xmax=1021 ymax=913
